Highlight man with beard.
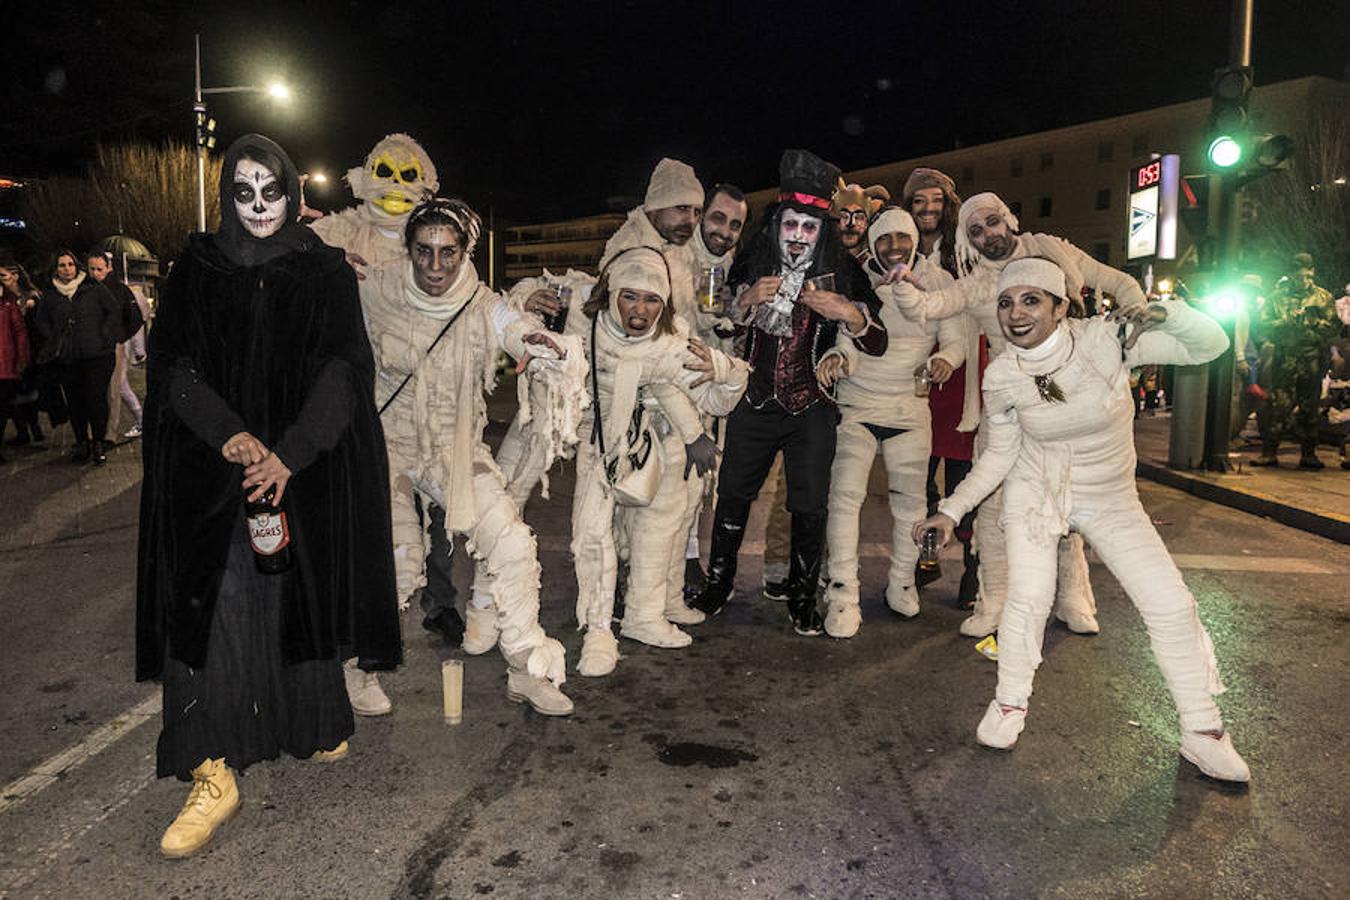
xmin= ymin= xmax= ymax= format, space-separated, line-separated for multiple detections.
xmin=903 ymin=167 xmax=981 ymax=604
xmin=831 ymin=179 xmax=890 ymax=264
xmin=691 ymin=149 xmax=887 ymax=635
xmin=898 ymin=191 xmax=1146 ymax=638
xmin=309 ymin=135 xmax=463 ymax=695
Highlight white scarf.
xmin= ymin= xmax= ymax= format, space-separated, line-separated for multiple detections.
xmin=52 ymin=271 xmax=85 ymax=299
xmin=401 ymin=259 xmax=477 ymax=320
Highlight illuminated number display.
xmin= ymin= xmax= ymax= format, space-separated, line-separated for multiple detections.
xmin=1134 ymin=161 xmax=1162 ymax=189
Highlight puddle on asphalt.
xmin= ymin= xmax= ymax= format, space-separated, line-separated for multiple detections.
xmin=657 ymin=742 xmax=758 ymax=768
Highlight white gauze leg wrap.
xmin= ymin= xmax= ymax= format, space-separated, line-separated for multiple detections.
xmin=993 ymin=497 xmax=1062 ymax=708
xmin=824 ymin=421 xmax=876 ymax=604
xmin=570 ymin=442 xmax=617 ymax=631
xmin=389 ymin=469 xmax=429 ymax=609
xmin=972 ymin=485 xmax=1010 ymax=619
xmin=881 ymin=429 xmax=930 ymax=593
xmin=626 ymin=431 xmax=690 ymax=625
xmin=1053 ymin=533 xmax=1098 ymax=617
xmin=1077 ymin=503 xmax=1225 ymax=732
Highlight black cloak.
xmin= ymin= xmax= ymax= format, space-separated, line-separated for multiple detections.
xmin=136 ymin=134 xmax=401 ymax=681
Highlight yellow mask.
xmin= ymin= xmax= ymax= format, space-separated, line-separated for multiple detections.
xmin=344 ymin=133 xmax=439 ymax=220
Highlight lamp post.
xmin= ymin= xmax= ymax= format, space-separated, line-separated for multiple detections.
xmin=193 ymin=34 xmax=291 ymax=231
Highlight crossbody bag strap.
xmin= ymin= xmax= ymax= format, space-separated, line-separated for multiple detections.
xmin=589 ymin=313 xmax=605 ymax=457
xmin=378 ymin=286 xmax=479 ymax=417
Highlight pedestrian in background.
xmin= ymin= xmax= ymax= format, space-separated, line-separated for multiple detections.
xmin=1252 ymin=253 xmax=1339 ymax=469
xmin=36 ymin=249 xmax=121 ymax=465
xmin=0 ymin=266 xmax=31 ymax=463
xmin=86 ymin=252 xmax=145 ymax=442
xmin=0 ymin=258 xmax=43 ymax=446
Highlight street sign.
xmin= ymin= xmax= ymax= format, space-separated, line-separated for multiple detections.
xmin=1127 ymin=154 xmax=1179 ymax=261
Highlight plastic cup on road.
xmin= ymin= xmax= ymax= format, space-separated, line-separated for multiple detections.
xmin=441 ymin=659 xmax=463 ymax=724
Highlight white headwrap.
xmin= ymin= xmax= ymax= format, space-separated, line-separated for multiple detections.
xmin=604 ymin=247 xmax=670 ymax=342
xmin=644 ymin=158 xmax=703 ymax=211
xmin=866 ymin=207 xmax=920 ymax=268
xmin=955 ymin=192 xmax=1019 ymax=276
xmin=996 ymin=257 xmax=1067 ymax=300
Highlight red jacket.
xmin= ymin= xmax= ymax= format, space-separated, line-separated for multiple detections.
xmin=0 ymin=299 xmax=31 ymax=380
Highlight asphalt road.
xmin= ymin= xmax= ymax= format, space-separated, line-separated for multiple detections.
xmin=0 ymin=417 xmax=1346 ymax=900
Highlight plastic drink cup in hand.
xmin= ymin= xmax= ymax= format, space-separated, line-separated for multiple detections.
xmin=914 ymin=364 xmax=932 ymax=398
xmin=804 ymin=272 xmax=836 ymax=293
xmin=919 ymin=528 xmax=940 ymax=570
xmin=544 ymin=284 xmax=571 ymax=333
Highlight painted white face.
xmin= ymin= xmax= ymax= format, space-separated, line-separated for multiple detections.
xmin=232 ymin=158 xmax=287 ymax=238
xmin=778 ymin=210 xmax=822 ymax=265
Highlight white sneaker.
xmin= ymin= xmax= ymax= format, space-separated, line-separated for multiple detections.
xmin=621 ymin=618 xmax=692 ymax=649
xmin=1179 ymin=731 xmax=1251 ymax=782
xmin=664 ymin=602 xmax=706 ymax=625
xmin=577 ymin=628 xmax=620 ymax=677
xmin=960 ymin=608 xmax=1001 ymax=638
xmin=1056 ymin=611 xmax=1100 ymax=634
xmin=506 ymin=670 xmax=574 ymax=716
xmin=975 ymin=699 xmax=1026 ymax=750
xmin=343 ymin=659 xmax=392 ymax=716
xmin=885 ymin=584 xmax=920 ymax=618
xmin=824 ymin=600 xmax=861 ymax=638
xmin=462 ymin=604 xmax=499 ymax=656
xmin=124 ymin=424 xmax=143 ymax=439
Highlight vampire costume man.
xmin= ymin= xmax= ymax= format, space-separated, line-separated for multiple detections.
xmin=691 ymin=149 xmax=887 ymax=635
xmin=136 ymin=134 xmax=401 ymax=859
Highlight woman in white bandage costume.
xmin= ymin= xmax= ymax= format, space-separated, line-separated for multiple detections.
xmin=915 ymin=257 xmax=1251 ymax=783
xmin=571 ymin=246 xmax=747 ymax=677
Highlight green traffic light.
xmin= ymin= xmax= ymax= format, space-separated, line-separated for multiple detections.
xmin=1207 ymin=135 xmax=1243 ymax=169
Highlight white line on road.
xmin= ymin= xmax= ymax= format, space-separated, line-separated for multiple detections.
xmin=1168 ymin=554 xmax=1339 ymax=574
xmin=0 ymin=691 xmax=160 ymax=816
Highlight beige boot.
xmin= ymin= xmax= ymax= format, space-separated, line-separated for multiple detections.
xmin=160 ymin=758 xmax=241 ymax=859
xmin=620 ymin=617 xmax=692 ymax=648
xmin=823 ymin=582 xmax=861 ymax=639
xmin=885 ymin=583 xmax=920 ymax=618
xmin=664 ymin=600 xmax=706 ymax=625
xmin=309 ymin=740 xmax=349 ymax=763
xmin=343 ymin=659 xmax=391 ymax=716
xmin=462 ymin=604 xmax=500 ymax=655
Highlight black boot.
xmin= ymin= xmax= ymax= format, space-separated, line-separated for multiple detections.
xmin=91 ymin=440 xmax=107 ymax=466
xmin=69 ymin=441 xmax=90 ymax=463
xmin=421 ymin=606 xmax=466 ymax=646
xmin=785 ymin=512 xmax=826 ymax=636
xmin=682 ymin=558 xmax=708 ymax=601
xmin=690 ymin=504 xmax=748 ymax=616
xmin=957 ymin=542 xmax=979 ymax=607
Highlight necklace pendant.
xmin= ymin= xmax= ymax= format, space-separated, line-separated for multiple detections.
xmin=1034 ymin=374 xmax=1066 ymax=403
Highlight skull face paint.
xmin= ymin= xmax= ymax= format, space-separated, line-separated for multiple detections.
xmin=778 ymin=210 xmax=822 ymax=266
xmin=233 ymin=158 xmax=288 ymax=238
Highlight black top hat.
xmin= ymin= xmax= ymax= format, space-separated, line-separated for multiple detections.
xmin=778 ymin=149 xmax=841 ymax=212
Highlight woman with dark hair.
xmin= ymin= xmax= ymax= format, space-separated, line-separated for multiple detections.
xmin=914 ymin=257 xmax=1250 ymax=783
xmin=0 ymin=259 xmax=41 ymax=446
xmin=570 ymin=246 xmax=746 ymax=676
xmin=137 ymin=133 xmax=401 ymax=857
xmin=35 ymin=248 xmax=121 ymax=464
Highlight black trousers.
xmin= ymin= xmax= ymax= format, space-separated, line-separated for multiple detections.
xmin=59 ymin=353 xmax=115 ymax=445
xmin=416 ymin=496 xmax=458 ymax=616
xmin=709 ymin=398 xmax=837 ymax=593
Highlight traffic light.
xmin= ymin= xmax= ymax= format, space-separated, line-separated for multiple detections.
xmin=194 ymin=103 xmax=216 ymax=151
xmin=1206 ymin=65 xmax=1252 ymax=170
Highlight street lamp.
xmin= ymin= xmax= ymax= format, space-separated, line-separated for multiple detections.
xmin=193 ymin=34 xmax=292 ymax=231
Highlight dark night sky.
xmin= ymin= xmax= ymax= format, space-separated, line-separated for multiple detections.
xmin=3 ymin=0 xmax=1346 ymax=224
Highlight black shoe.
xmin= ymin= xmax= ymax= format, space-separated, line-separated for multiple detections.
xmin=1299 ymin=454 xmax=1325 ymax=470
xmin=69 ymin=442 xmax=90 ymax=463
xmin=787 ymin=595 xmax=824 ymax=636
xmin=762 ymin=577 xmax=790 ymax=602
xmin=91 ymin=442 xmax=107 ymax=466
xmin=422 ymin=606 xmax=466 ymax=646
xmin=691 ymin=575 xmax=732 ymax=616
xmin=682 ymin=558 xmax=708 ymax=601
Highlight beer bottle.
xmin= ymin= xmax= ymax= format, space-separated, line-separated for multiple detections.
xmin=245 ymin=486 xmax=292 ymax=574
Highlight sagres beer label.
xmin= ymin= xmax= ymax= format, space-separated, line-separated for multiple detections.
xmin=248 ymin=511 xmax=291 ymax=556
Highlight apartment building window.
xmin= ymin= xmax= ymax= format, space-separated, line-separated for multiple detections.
xmin=1095 ymin=188 xmax=1111 ymax=210
xmin=1040 ymin=152 xmax=1054 ymax=171
xmin=961 ymin=165 xmax=975 ymax=184
xmin=1092 ymin=242 xmax=1111 ymax=264
xmin=1097 ymin=140 xmax=1114 ymax=162
xmin=1010 ymin=157 xmax=1023 ymax=178
xmin=1009 ymin=201 xmax=1023 ymax=219
xmin=1038 ymin=196 xmax=1053 ymax=218
xmin=1131 ymin=132 xmax=1150 ymax=156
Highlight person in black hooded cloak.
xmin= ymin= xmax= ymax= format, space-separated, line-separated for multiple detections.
xmin=135 ymin=133 xmax=401 ymax=859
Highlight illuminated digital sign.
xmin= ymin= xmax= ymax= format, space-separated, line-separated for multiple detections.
xmin=1127 ymin=154 xmax=1179 ymax=261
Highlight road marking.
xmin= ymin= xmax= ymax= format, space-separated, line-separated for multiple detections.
xmin=1169 ymin=554 xmax=1340 ymax=574
xmin=0 ymin=691 xmax=160 ymax=816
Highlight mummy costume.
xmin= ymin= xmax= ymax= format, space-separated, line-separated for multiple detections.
xmin=310 ymin=133 xmax=440 ymax=267
xmin=692 ymin=149 xmax=887 ymax=635
xmin=571 ymin=248 xmax=747 ymax=677
xmin=899 ymin=192 xmax=1145 ymax=638
xmin=819 ymin=209 xmax=967 ymax=638
xmin=933 ymin=258 xmax=1249 ymax=782
xmin=359 ymin=199 xmax=573 ymax=716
